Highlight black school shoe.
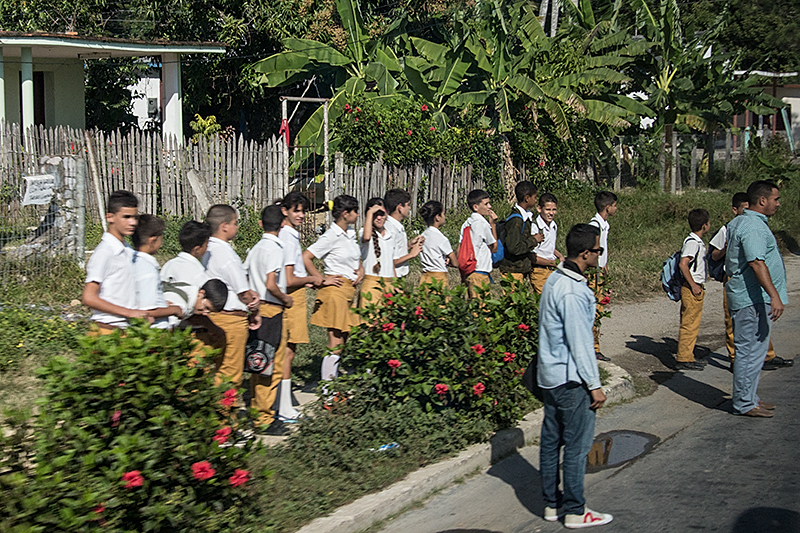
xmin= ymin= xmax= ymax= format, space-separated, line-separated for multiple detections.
xmin=763 ymin=356 xmax=794 ymax=370
xmin=595 ymin=352 xmax=611 ymax=362
xmin=676 ymin=361 xmax=705 ymax=371
xmin=257 ymin=420 xmax=290 ymax=436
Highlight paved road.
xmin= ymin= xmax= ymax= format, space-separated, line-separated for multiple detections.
xmin=379 ymin=267 xmax=800 ymax=532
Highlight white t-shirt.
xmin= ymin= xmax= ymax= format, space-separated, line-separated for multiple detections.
xmin=460 ymin=212 xmax=496 ymax=273
xmin=588 ymin=213 xmax=610 ymax=268
xmin=161 ymin=252 xmax=209 ymax=288
xmin=359 ymin=227 xmax=396 ymax=278
xmin=681 ymin=233 xmax=707 ymax=284
xmin=162 ymin=281 xmax=199 ymax=329
xmin=84 ymin=232 xmax=137 ymax=327
xmin=306 ymin=224 xmax=361 ymax=281
xmin=533 ymin=215 xmax=558 ymax=261
xmin=279 ymin=225 xmax=308 ymax=278
xmin=245 ymin=233 xmax=286 ymax=305
xmin=709 ymin=225 xmax=727 ymax=251
xmin=420 ymin=226 xmax=453 ymax=273
xmin=133 ymin=251 xmax=170 ymax=329
xmin=202 ymin=236 xmax=249 ymax=312
xmin=384 ymin=215 xmax=410 ymax=277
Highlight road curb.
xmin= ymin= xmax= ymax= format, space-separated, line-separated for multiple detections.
xmin=296 ymin=361 xmax=635 ymax=533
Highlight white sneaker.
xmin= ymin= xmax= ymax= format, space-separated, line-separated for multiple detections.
xmin=544 ymin=506 xmax=560 ymax=522
xmin=564 ymin=508 xmax=613 ymax=528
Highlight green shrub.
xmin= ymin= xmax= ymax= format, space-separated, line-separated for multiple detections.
xmin=0 ymin=307 xmax=85 ymax=371
xmin=0 ymin=323 xmax=258 ymax=532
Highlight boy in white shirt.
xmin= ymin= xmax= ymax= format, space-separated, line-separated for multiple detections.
xmin=161 ymin=221 xmax=211 ymax=288
xmin=459 ymin=189 xmax=498 ymax=299
xmin=384 ymin=188 xmax=423 ymax=279
xmin=676 ymin=209 xmax=710 ymax=371
xmin=588 ymin=191 xmax=617 ymax=361
xmin=245 ymin=205 xmax=294 ymax=434
xmin=131 ymin=214 xmax=183 ymax=329
xmin=531 ymin=193 xmax=564 ymax=294
xmin=82 ymin=190 xmax=150 ymax=334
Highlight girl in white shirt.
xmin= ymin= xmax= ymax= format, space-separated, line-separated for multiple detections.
xmin=359 ymin=197 xmax=396 ymax=308
xmin=419 ymin=200 xmax=458 ymax=288
xmin=302 ymin=195 xmax=364 ymax=380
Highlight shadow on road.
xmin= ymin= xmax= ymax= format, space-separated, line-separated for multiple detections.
xmin=732 ymin=507 xmax=800 ymax=532
xmin=486 ymin=451 xmax=543 ymax=519
xmin=626 ymin=334 xmax=715 ymax=370
xmin=650 ymin=371 xmax=731 ymax=410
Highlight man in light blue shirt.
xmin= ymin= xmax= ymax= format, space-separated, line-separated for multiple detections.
xmin=538 ymin=224 xmax=611 ymax=528
xmin=725 ymin=180 xmax=787 ymax=418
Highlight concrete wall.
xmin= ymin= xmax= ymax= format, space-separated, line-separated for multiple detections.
xmin=129 ymin=70 xmax=161 ymax=130
xmin=2 ymin=57 xmax=85 ymax=129
xmin=773 ymin=86 xmax=800 ymax=145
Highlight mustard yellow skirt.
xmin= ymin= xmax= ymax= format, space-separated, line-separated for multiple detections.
xmin=419 ymin=271 xmax=448 ymax=288
xmin=359 ymin=275 xmax=396 ymax=308
xmin=284 ymin=286 xmax=310 ymax=344
xmin=311 ymin=280 xmax=359 ymax=332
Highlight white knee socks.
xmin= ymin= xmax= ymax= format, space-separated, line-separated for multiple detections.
xmin=321 ymin=354 xmax=340 ymax=382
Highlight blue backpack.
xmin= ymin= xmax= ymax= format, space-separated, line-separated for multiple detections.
xmin=661 ymin=240 xmax=700 ymax=301
xmin=492 ymin=213 xmax=525 ymax=266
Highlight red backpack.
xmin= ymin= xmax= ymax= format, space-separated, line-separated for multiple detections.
xmin=458 ymin=225 xmax=477 ymax=279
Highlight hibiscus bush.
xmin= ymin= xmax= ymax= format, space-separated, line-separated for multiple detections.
xmin=0 ymin=323 xmax=259 ymax=532
xmin=337 ymin=275 xmax=540 ymax=429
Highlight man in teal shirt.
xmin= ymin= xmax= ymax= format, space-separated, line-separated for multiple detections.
xmin=725 ymin=180 xmax=788 ymax=418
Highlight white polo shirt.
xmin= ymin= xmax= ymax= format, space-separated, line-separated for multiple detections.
xmin=84 ymin=232 xmax=137 ymax=328
xmin=420 ymin=226 xmax=453 ymax=273
xmin=133 ymin=251 xmax=170 ymax=329
xmin=460 ymin=212 xmax=495 ymax=273
xmin=384 ymin=215 xmax=410 ymax=277
xmin=279 ymin=225 xmax=307 ymax=278
xmin=202 ymin=236 xmax=249 ymax=312
xmin=161 ymin=252 xmax=209 ymax=287
xmin=533 ymin=215 xmax=558 ymax=261
xmin=245 ymin=233 xmax=286 ymax=305
xmin=588 ymin=213 xmax=610 ymax=268
xmin=162 ymin=281 xmax=199 ymax=329
xmin=681 ymin=233 xmax=707 ymax=284
xmin=359 ymin=227 xmax=396 ymax=278
xmin=709 ymin=225 xmax=727 ymax=251
xmin=307 ymin=224 xmax=361 ymax=281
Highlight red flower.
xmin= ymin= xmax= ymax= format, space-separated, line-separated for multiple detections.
xmin=213 ymin=426 xmax=232 ymax=445
xmin=94 ymin=505 xmax=105 ymax=514
xmin=599 ymin=296 xmax=611 ymax=306
xmin=471 ymin=344 xmax=485 ymax=355
xmin=539 ymin=161 xmax=545 ymax=167
xmin=518 ymin=324 xmax=530 ymax=332
xmin=387 ymin=359 xmax=402 ymax=369
xmin=382 ymin=322 xmax=395 ymax=332
xmin=435 ymin=383 xmax=449 ymax=396
xmin=473 ymin=382 xmax=486 ymax=397
xmin=400 ymin=322 xmax=406 ymax=331
xmin=430 ymin=126 xmax=435 ymax=131
xmin=355 ymin=117 xmax=359 ymax=121
xmin=192 ymin=461 xmax=216 ymax=481
xmin=503 ymin=352 xmax=516 ymax=362
xmin=421 ymin=104 xmax=429 ymax=111
xmin=220 ymin=388 xmax=237 ymax=408
xmin=118 ymin=382 xmax=125 ymax=387
xmin=415 ymin=306 xmax=423 ymax=316
xmin=383 ymin=293 xmax=394 ymax=305
xmin=122 ymin=470 xmax=144 ymax=489
xmin=345 ymin=103 xmax=351 ymax=112
xmin=229 ymin=469 xmax=250 ymax=487
xmin=111 ymin=410 xmax=121 ymax=427
xmin=407 ymin=130 xmax=412 ymax=136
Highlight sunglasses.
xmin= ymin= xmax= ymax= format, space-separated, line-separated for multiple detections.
xmin=588 ymin=247 xmax=605 ymax=255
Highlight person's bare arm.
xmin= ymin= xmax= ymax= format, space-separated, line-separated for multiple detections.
xmin=394 ymin=239 xmax=423 ymax=265
xmin=266 ymin=272 xmax=293 ymax=308
xmin=711 ymin=246 xmax=726 ymax=261
xmin=535 ymin=255 xmax=558 ymax=267
xmin=82 ymin=282 xmax=150 ymax=319
xmin=146 ymin=305 xmax=183 ymax=318
xmin=303 ymin=249 xmax=342 ymax=287
xmin=749 ymin=259 xmax=784 ymax=320
xmin=446 ymin=251 xmax=459 ymax=269
xmin=286 ymin=264 xmax=322 ymax=289
xmin=488 ymin=210 xmax=498 ymax=253
xmin=679 ymin=256 xmax=702 ymax=296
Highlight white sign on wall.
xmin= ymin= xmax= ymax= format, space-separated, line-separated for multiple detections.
xmin=22 ymin=174 xmax=57 ymax=206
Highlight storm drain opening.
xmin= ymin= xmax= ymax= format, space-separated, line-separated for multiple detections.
xmin=586 ymin=430 xmax=659 ymax=473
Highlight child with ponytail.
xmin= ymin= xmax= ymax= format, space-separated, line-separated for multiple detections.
xmin=359 ymin=197 xmax=397 ymax=308
xmin=419 ymin=200 xmax=458 ymax=288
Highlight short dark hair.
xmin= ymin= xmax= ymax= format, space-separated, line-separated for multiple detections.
xmin=566 ymin=223 xmax=601 ymax=259
xmin=131 ymin=214 xmax=165 ymax=249
xmin=732 ymin=192 xmax=749 ymax=209
xmin=688 ymin=208 xmax=710 ymax=232
xmin=200 ymin=279 xmax=228 ymax=313
xmin=107 ymin=190 xmax=138 ymax=214
xmin=384 ymin=189 xmax=411 ymax=215
xmin=332 ymin=194 xmax=359 ymax=221
xmin=260 ymin=205 xmax=284 ymax=233
xmin=366 ymin=197 xmax=385 ymax=215
xmin=515 ymin=181 xmax=538 ymax=203
xmin=594 ymin=191 xmax=618 ymax=212
xmin=539 ymin=192 xmax=558 ymax=207
xmin=281 ymin=191 xmax=310 ymax=211
xmin=747 ymin=180 xmax=778 ymax=207
xmin=419 ymin=200 xmax=444 ymax=226
xmin=205 ymin=204 xmax=237 ymax=234
xmin=178 ymin=221 xmax=211 ymax=253
xmin=467 ymin=189 xmax=490 ymax=211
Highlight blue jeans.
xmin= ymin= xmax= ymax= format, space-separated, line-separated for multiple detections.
xmin=731 ymin=303 xmax=771 ymax=414
xmin=540 ymin=381 xmax=596 ymax=515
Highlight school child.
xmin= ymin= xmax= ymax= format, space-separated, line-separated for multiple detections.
xmin=202 ymin=204 xmax=260 ymax=390
xmin=418 ymin=200 xmax=458 ymax=287
xmin=459 ymin=189 xmax=498 ymax=299
xmin=359 ymin=198 xmax=397 ymax=307
xmin=588 ymin=190 xmax=617 ymax=361
xmin=131 ymin=214 xmax=183 ymax=329
xmin=162 ymin=278 xmax=229 ymax=330
xmin=709 ymin=193 xmax=789 ymax=370
xmin=384 ymin=188 xmax=424 ymax=279
xmin=531 ymin=193 xmax=565 ymax=294
xmin=278 ymin=192 xmax=323 ymax=422
xmin=245 ymin=205 xmax=294 ymax=434
xmin=82 ymin=190 xmax=149 ymax=334
xmin=675 ymin=209 xmax=710 ymax=371
xmin=161 ymin=220 xmax=211 ymax=288
xmin=498 ymin=181 xmax=540 ymax=285
xmin=303 ymin=195 xmax=364 ymax=381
